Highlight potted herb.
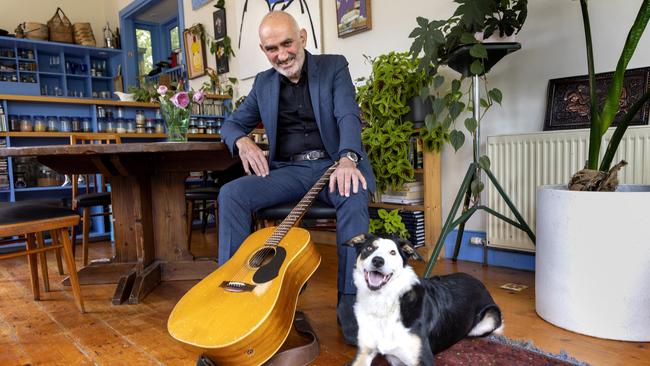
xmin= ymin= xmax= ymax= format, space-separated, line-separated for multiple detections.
xmin=536 ymin=0 xmax=650 ymax=341
xmin=356 ymin=52 xmax=432 ymax=194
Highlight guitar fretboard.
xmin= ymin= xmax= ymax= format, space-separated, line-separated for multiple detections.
xmin=265 ymin=162 xmax=338 ymax=246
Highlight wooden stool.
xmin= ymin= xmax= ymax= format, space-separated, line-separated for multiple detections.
xmin=0 ymin=203 xmax=84 ymax=313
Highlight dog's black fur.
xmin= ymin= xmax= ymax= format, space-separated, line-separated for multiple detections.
xmin=347 ymin=234 xmax=502 ymax=366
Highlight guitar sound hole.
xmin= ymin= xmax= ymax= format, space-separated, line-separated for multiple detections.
xmin=249 ymin=247 xmax=276 ymax=268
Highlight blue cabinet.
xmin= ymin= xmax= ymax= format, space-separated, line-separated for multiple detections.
xmin=0 ymin=36 xmax=123 ymax=99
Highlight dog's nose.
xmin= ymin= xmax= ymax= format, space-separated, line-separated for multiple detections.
xmin=372 ymin=256 xmax=384 ymax=268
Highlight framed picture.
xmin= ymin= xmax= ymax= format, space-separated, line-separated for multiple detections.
xmin=544 ymin=67 xmax=650 ymax=131
xmin=183 ymin=26 xmax=207 ymax=79
xmin=336 ymin=0 xmax=372 ymax=38
xmin=215 ymin=40 xmax=229 ymax=74
xmin=213 ymin=8 xmax=227 ymax=40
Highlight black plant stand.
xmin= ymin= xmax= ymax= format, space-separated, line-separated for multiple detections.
xmin=424 ymin=42 xmax=536 ymax=278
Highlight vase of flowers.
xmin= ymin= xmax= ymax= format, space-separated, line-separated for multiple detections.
xmin=157 ymin=84 xmax=205 ymax=142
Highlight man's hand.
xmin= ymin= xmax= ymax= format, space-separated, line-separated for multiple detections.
xmin=236 ymin=136 xmax=269 ymax=177
xmin=329 ymin=158 xmax=367 ymax=197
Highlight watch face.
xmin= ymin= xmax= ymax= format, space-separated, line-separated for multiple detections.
xmin=346 ymin=151 xmax=359 ymax=163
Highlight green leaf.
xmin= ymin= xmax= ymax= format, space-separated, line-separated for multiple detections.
xmin=470 ymin=43 xmax=488 ymax=59
xmin=460 ymin=32 xmax=477 ymax=44
xmin=451 ymin=79 xmax=461 ymax=94
xmin=449 ymin=101 xmax=464 ymax=120
xmin=488 ymin=88 xmax=503 ymax=105
xmin=433 ymin=75 xmax=444 ymax=89
xmin=479 ymin=155 xmax=491 ymax=170
xmin=449 ymin=129 xmax=465 ymax=151
xmin=432 ymin=97 xmax=445 ymax=116
xmin=420 ymin=87 xmax=429 ymax=100
xmin=480 ymin=98 xmax=489 ymax=108
xmin=425 ymin=113 xmax=437 ymax=130
xmin=464 ymin=117 xmax=478 ymax=133
xmin=470 ymin=60 xmax=484 ymax=75
xmin=471 ymin=178 xmax=485 ymax=196
xmin=416 ymin=17 xmax=429 ymax=28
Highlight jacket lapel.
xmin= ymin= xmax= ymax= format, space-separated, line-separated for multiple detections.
xmin=267 ymin=72 xmax=280 ymax=162
xmin=307 ymin=52 xmax=321 ymax=130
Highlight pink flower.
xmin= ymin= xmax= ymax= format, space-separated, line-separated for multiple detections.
xmin=193 ymin=90 xmax=205 ymax=104
xmin=171 ymin=92 xmax=190 ymax=109
xmin=157 ymin=85 xmax=168 ymax=95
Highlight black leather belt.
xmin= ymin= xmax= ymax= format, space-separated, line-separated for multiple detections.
xmin=290 ymin=150 xmax=328 ymax=162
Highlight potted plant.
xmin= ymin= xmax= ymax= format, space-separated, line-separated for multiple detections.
xmin=356 ymin=52 xmax=433 ymax=194
xmin=369 ymin=209 xmax=410 ymax=240
xmin=536 ymin=0 xmax=650 ymax=341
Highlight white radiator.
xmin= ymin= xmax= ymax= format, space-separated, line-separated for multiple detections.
xmin=486 ymin=126 xmax=650 ymax=252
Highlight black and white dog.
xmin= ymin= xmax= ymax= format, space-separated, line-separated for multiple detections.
xmin=347 ymin=234 xmax=503 ymax=366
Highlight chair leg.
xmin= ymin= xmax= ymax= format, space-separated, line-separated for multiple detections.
xmin=186 ymin=200 xmax=194 ymax=254
xmin=35 ymin=232 xmax=50 ymax=292
xmin=70 ymin=224 xmax=77 ymax=258
xmin=201 ymin=200 xmax=208 ymax=233
xmin=55 ymin=247 xmax=64 ymax=275
xmin=82 ymin=207 xmax=91 ymax=266
xmin=55 ymin=228 xmax=84 ymax=313
xmin=25 ymin=234 xmax=40 ymax=300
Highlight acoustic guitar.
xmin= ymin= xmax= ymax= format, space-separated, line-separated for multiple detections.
xmin=168 ymin=163 xmax=338 ymax=365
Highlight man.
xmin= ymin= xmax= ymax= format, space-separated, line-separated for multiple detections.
xmin=218 ymin=11 xmax=375 ymax=345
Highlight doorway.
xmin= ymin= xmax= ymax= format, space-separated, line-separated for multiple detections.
xmin=119 ymin=0 xmax=184 ymax=88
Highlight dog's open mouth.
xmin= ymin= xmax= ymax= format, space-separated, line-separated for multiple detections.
xmin=364 ymin=270 xmax=392 ymax=290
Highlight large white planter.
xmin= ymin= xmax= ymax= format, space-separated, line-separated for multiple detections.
xmin=536 ymin=184 xmax=650 ymax=341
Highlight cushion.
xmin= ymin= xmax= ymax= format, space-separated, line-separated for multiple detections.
xmin=185 ymin=187 xmax=220 ymax=201
xmin=74 ymin=192 xmax=111 ymax=207
xmin=0 ymin=203 xmax=77 ymax=226
xmin=256 ymin=200 xmax=336 ymax=220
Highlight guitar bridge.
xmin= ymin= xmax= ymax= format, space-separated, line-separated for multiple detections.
xmin=220 ymin=281 xmax=256 ymax=292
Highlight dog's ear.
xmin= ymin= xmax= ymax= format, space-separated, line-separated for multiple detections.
xmin=396 ymin=238 xmax=423 ymax=262
xmin=344 ymin=233 xmax=371 ymax=247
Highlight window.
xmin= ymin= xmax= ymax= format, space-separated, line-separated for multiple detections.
xmin=136 ymin=28 xmax=153 ymax=76
xmin=170 ymin=26 xmax=180 ymax=51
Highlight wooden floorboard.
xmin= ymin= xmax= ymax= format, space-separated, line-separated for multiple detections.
xmin=0 ymin=228 xmax=648 ymax=365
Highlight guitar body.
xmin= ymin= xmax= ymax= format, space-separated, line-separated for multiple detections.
xmin=167 ymin=226 xmax=321 ymax=365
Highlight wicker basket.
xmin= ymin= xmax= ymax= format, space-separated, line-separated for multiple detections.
xmin=23 ymin=22 xmax=48 ymax=40
xmin=73 ymin=23 xmax=96 ymax=47
xmin=47 ymin=7 xmax=74 ymax=43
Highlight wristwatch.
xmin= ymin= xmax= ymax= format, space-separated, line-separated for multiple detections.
xmin=342 ymin=150 xmax=360 ymax=164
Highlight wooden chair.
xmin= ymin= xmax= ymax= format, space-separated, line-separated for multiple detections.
xmin=0 ymin=202 xmax=84 ymax=313
xmin=69 ymin=134 xmax=121 ymax=266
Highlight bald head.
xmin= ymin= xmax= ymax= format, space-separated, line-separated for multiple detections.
xmin=259 ymin=11 xmax=301 ymax=40
xmin=258 ymin=11 xmax=308 ymax=83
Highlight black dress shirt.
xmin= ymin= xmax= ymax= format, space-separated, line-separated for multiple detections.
xmin=276 ymin=53 xmax=326 ymax=160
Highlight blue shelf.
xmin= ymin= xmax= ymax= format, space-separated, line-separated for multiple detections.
xmin=14 ymin=186 xmax=71 ymax=192
xmin=191 ymin=114 xmax=226 ymax=119
xmin=38 ymin=71 xmax=63 ymax=76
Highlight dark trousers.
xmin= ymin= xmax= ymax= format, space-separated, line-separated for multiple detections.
xmin=217 ymin=159 xmax=369 ymax=295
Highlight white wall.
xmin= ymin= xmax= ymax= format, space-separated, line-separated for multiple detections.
xmin=180 ymin=0 xmax=649 ymax=232
xmin=1 ymin=0 xmax=119 ymax=45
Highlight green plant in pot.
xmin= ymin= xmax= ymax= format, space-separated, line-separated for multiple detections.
xmin=356 ymin=52 xmax=433 ymax=194
xmin=369 ymin=209 xmax=410 ymax=240
xmin=568 ymin=0 xmax=650 ymax=191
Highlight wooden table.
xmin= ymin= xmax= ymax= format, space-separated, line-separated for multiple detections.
xmin=0 ymin=142 xmax=240 ymax=304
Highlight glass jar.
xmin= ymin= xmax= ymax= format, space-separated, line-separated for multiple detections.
xmin=9 ymin=115 xmax=20 ymax=131
xmin=154 ymin=119 xmax=165 ymax=134
xmin=68 ymin=117 xmax=79 ymax=132
xmin=33 ymin=115 xmax=47 ymax=132
xmin=116 ymin=107 xmax=125 ymax=118
xmin=126 ymin=119 xmax=136 ymax=133
xmin=205 ymin=119 xmax=216 ymax=134
xmin=216 ymin=117 xmax=224 ymax=134
xmin=135 ymin=110 xmax=146 ymax=127
xmin=197 ymin=118 xmax=206 ymax=134
xmin=20 ymin=115 xmax=33 ymax=132
xmin=97 ymin=117 xmax=106 ymax=132
xmin=144 ymin=118 xmax=155 ymax=134
xmin=105 ymin=118 xmax=116 ymax=133
xmin=81 ymin=117 xmax=92 ymax=132
xmin=59 ymin=116 xmax=73 ymax=132
xmin=116 ymin=118 xmax=126 ymax=134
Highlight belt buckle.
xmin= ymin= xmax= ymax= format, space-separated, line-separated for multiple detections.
xmin=305 ymin=151 xmax=320 ymax=161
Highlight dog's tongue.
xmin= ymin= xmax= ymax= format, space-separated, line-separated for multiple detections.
xmin=368 ymin=271 xmax=385 ymax=287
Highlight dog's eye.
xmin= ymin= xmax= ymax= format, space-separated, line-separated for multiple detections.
xmin=390 ymin=250 xmax=396 ymax=255
xmin=364 ymin=246 xmax=372 ymax=251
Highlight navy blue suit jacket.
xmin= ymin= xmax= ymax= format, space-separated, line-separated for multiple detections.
xmin=221 ymin=52 xmax=376 ymax=192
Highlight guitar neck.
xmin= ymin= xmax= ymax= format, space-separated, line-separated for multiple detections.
xmin=266 ymin=162 xmax=339 ymax=246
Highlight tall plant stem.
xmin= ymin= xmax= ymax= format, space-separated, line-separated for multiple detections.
xmin=580 ymin=0 xmax=600 ymax=170
xmin=599 ymin=90 xmax=650 ymax=171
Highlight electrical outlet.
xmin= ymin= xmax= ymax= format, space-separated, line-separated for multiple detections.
xmin=469 ymin=236 xmax=485 ymax=245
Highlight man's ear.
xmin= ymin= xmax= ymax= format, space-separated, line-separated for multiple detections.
xmin=397 ymin=238 xmax=423 ymax=261
xmin=299 ymin=28 xmax=307 ymax=47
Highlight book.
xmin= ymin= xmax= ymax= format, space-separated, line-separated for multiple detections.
xmin=381 ymin=191 xmax=423 ymax=201
xmin=380 ymin=197 xmax=424 ymax=205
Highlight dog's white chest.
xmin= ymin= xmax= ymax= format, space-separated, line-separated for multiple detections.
xmin=355 ymin=298 xmax=421 ymax=365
